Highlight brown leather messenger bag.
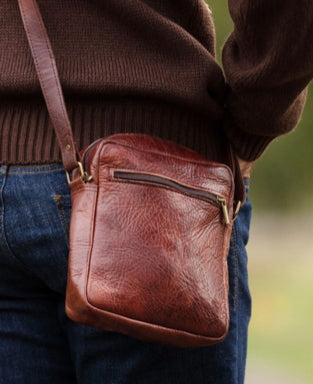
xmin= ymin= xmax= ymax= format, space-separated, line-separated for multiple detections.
xmin=17 ymin=0 xmax=245 ymax=348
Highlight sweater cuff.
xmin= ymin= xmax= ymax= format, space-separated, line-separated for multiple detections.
xmin=223 ymin=117 xmax=275 ymax=161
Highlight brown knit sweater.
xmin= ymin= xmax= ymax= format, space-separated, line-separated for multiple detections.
xmin=1 ymin=0 xmax=313 ymax=164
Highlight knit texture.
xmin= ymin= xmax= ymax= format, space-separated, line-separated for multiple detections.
xmin=1 ymin=0 xmax=313 ymax=164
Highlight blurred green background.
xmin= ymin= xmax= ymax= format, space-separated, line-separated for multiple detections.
xmin=207 ymin=1 xmax=313 ymax=383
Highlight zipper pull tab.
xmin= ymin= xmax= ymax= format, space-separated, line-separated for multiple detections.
xmin=217 ymin=197 xmax=230 ymax=225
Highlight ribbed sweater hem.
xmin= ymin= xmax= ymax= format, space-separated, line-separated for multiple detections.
xmin=0 ymin=97 xmax=224 ymax=165
xmin=223 ymin=116 xmax=274 ymax=161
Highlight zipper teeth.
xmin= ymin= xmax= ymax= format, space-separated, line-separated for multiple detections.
xmin=113 ymin=171 xmax=220 ymax=204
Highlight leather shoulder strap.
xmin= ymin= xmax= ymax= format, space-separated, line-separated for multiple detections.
xmin=17 ymin=0 xmax=79 ymax=171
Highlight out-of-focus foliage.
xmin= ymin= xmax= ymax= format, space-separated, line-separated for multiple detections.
xmin=207 ymin=0 xmax=313 ymax=213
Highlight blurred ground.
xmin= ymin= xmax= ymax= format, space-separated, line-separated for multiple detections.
xmin=246 ymin=360 xmax=312 ymax=384
xmin=245 ymin=213 xmax=313 ymax=383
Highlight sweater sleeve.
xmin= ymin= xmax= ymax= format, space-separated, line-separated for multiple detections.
xmin=222 ymin=0 xmax=313 ymax=161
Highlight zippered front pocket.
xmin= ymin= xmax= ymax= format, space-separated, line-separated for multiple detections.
xmin=112 ymin=170 xmax=230 ymax=224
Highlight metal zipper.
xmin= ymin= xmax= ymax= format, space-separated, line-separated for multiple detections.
xmin=113 ymin=170 xmax=230 ymax=225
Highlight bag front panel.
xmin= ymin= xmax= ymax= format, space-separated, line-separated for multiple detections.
xmin=66 ymin=134 xmax=234 ymax=346
xmin=86 ymin=167 xmax=231 ymax=338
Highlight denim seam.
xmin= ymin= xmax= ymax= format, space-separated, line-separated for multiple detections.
xmin=231 ymin=220 xmax=240 ymax=384
xmin=54 ymin=195 xmax=70 ymax=248
xmin=231 ymin=223 xmax=239 ymax=314
xmin=8 ymin=168 xmax=66 ymax=175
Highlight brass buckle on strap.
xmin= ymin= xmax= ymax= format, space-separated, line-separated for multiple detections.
xmin=65 ymin=161 xmax=93 ymax=184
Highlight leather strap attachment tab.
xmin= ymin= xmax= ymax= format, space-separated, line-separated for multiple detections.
xmin=221 ymin=137 xmax=246 ymax=212
xmin=17 ymin=0 xmax=80 ymax=171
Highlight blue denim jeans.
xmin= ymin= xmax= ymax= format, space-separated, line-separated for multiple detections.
xmin=0 ymin=163 xmax=252 ymax=384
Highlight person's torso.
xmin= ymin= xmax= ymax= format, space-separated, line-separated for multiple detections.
xmin=0 ymin=0 xmax=226 ymax=164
